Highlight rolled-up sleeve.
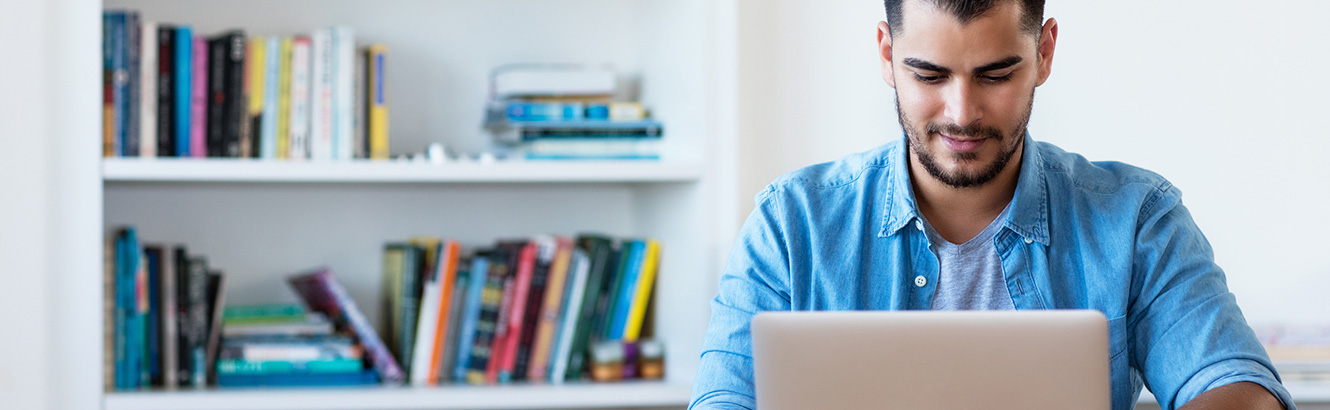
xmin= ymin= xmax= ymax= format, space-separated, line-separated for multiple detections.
xmin=690 ymin=189 xmax=794 ymax=410
xmin=1128 ymin=183 xmax=1295 ymax=410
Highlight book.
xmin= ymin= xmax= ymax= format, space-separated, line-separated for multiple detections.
xmin=208 ymin=30 xmax=246 ymax=158
xmin=549 ymin=249 xmax=589 ymax=383
xmin=455 ymin=255 xmax=489 ymax=382
xmin=204 ymin=271 xmax=228 ymax=384
xmin=217 ymin=369 xmax=378 ymax=387
xmin=495 ymin=241 xmax=537 ymax=383
xmin=466 ymin=248 xmax=508 ymax=384
xmin=189 ymin=35 xmax=207 ymax=158
xmin=102 ymin=234 xmax=114 ymax=390
xmin=158 ymin=245 xmax=179 ymax=389
xmin=172 ymin=247 xmax=190 ymax=386
xmin=365 ymin=44 xmax=389 ymax=160
xmin=623 ymin=239 xmax=660 ymax=341
xmin=248 ymin=37 xmax=269 ymax=158
xmin=276 ymin=37 xmax=292 ymax=160
xmin=261 ymin=36 xmax=281 ymax=159
xmin=142 ymin=245 xmax=163 ymax=386
xmin=408 ymin=263 xmax=441 ymax=386
xmin=124 ymin=11 xmax=140 ymax=157
xmin=333 ymin=26 xmax=355 ymax=160
xmin=353 ymin=42 xmax=367 ymax=159
xmin=309 ymin=28 xmax=333 ymax=161
xmin=288 ymin=36 xmax=312 ymax=160
xmin=379 ymin=244 xmax=406 ymax=367
xmin=102 ymin=12 xmax=115 ymax=157
xmin=436 ymin=261 xmax=469 ymax=383
xmin=223 ymin=313 xmax=334 ymax=337
xmin=425 ymin=240 xmax=461 ymax=384
xmin=606 ymin=240 xmax=646 ymax=340
xmin=223 ymin=304 xmax=306 ymax=325
xmin=567 ymin=235 xmax=618 ymax=380
xmin=513 ymin=237 xmax=553 ymax=381
xmin=139 ymin=20 xmax=157 ymax=158
xmin=108 ymin=12 xmax=127 ymax=157
xmin=528 ymin=236 xmax=574 ymax=382
xmin=216 ymin=358 xmax=362 ymax=375
xmin=289 ymin=267 xmax=404 ymax=383
xmin=183 ymin=256 xmax=209 ymax=387
xmin=112 ymin=227 xmax=137 ymax=389
xmin=492 ymin=65 xmax=616 ymax=99
xmin=174 ymin=26 xmax=192 ymax=156
xmin=219 ymin=335 xmax=358 ymax=361
xmin=156 ymin=25 xmax=176 ymax=157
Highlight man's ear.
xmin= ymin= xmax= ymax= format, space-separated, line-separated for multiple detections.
xmin=1035 ymin=18 xmax=1058 ymax=87
xmin=877 ymin=21 xmax=896 ymax=88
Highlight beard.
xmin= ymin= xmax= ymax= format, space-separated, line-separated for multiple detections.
xmin=896 ymin=93 xmax=1033 ymax=189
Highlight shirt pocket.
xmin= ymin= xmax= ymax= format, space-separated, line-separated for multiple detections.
xmin=1108 ymin=315 xmax=1127 ymax=360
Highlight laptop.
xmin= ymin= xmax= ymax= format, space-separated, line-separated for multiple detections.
xmin=752 ymin=310 xmax=1110 ymax=410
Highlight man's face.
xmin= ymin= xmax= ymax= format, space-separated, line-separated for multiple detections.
xmin=880 ymin=0 xmax=1054 ymax=189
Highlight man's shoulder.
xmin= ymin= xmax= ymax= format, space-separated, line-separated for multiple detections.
xmin=759 ymin=140 xmax=901 ymax=201
xmin=1033 ymin=141 xmax=1181 ymax=204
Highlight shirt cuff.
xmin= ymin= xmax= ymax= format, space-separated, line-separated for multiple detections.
xmin=1174 ymin=358 xmax=1295 ymax=410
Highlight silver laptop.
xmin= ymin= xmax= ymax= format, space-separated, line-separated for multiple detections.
xmin=752 ymin=310 xmax=1110 ymax=410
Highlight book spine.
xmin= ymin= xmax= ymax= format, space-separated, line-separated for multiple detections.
xmin=102 ymin=13 xmax=114 ymax=157
xmin=529 ymin=237 xmax=574 ymax=381
xmin=514 ymin=238 xmax=554 ymax=381
xmin=550 ymin=249 xmax=590 ymax=383
xmin=607 ymin=240 xmax=645 ymax=340
xmin=366 ymin=45 xmax=389 ymax=160
xmin=248 ymin=37 xmax=268 ymax=159
xmin=398 ymin=246 xmax=421 ymax=376
xmin=110 ymin=12 xmax=127 ymax=157
xmin=437 ymin=263 xmax=468 ymax=383
xmin=308 ymin=29 xmax=333 ymax=161
xmin=407 ymin=273 xmax=440 ymax=386
xmin=124 ymin=12 xmax=140 ymax=157
xmin=288 ymin=37 xmax=311 ymax=160
xmin=155 ymin=25 xmax=175 ymax=158
xmin=206 ymin=37 xmax=225 ymax=157
xmin=174 ymin=27 xmax=192 ymax=156
xmin=173 ymin=247 xmax=190 ymax=386
xmin=159 ymin=245 xmax=178 ymax=388
xmin=275 ymin=37 xmax=292 ymax=160
xmin=427 ymin=241 xmax=461 ymax=383
xmin=568 ymin=237 xmax=617 ymax=380
xmin=497 ymin=242 xmax=537 ymax=383
xmin=144 ymin=247 xmax=162 ymax=386
xmin=289 ymin=269 xmax=404 ymax=383
xmin=223 ymin=32 xmax=246 ymax=158
xmin=185 ymin=257 xmax=209 ymax=388
xmin=380 ymin=245 xmax=405 ymax=363
xmin=204 ymin=272 xmax=228 ymax=384
xmin=139 ymin=19 xmax=157 ymax=158
xmin=334 ymin=27 xmax=355 ymax=160
xmin=353 ymin=43 xmax=367 ymax=159
xmin=135 ymin=246 xmax=149 ymax=387
xmin=466 ymin=251 xmax=506 ymax=384
xmin=112 ymin=229 xmax=130 ymax=389
xmin=455 ymin=256 xmax=489 ymax=382
xmin=190 ymin=36 xmax=208 ymax=158
xmin=103 ymin=234 xmax=115 ymax=390
xmin=623 ymin=239 xmax=660 ymax=342
xmin=216 ymin=358 xmax=363 ymax=375
xmin=257 ymin=37 xmax=277 ymax=159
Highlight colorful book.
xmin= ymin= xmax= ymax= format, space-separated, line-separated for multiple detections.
xmin=216 ymin=358 xmax=362 ymax=375
xmin=174 ymin=26 xmax=192 ymax=156
xmin=496 ymin=241 xmax=537 ymax=383
xmin=550 ymin=249 xmax=589 ymax=383
xmin=426 ymin=241 xmax=461 ymax=384
xmin=623 ymin=239 xmax=660 ymax=341
xmin=108 ymin=12 xmax=127 ymax=157
xmin=528 ymin=236 xmax=574 ymax=382
xmin=513 ymin=237 xmax=553 ymax=381
xmin=248 ymin=37 xmax=268 ymax=158
xmin=101 ymin=12 xmax=114 ymax=157
xmin=437 ymin=263 xmax=469 ymax=383
xmin=365 ymin=44 xmax=389 ymax=160
xmin=275 ymin=37 xmax=292 ymax=160
xmin=189 ymin=35 xmax=207 ymax=158
xmin=217 ymin=369 xmax=378 ymax=387
xmin=289 ymin=268 xmax=404 ymax=383
xmin=466 ymin=248 xmax=508 ymax=384
xmin=455 ymin=255 xmax=489 ymax=382
xmin=123 ymin=12 xmax=140 ymax=157
xmin=606 ymin=240 xmax=646 ymax=340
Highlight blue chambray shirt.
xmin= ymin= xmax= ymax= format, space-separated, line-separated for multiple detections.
xmin=691 ymin=133 xmax=1294 ymax=410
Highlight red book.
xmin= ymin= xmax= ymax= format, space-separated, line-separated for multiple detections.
xmin=495 ymin=241 xmax=537 ymax=383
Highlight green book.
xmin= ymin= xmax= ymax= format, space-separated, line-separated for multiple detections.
xmin=223 ymin=304 xmax=307 ymax=325
xmin=216 ymin=358 xmax=364 ymax=375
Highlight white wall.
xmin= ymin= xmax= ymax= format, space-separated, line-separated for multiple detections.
xmin=734 ymin=0 xmax=1330 ymax=327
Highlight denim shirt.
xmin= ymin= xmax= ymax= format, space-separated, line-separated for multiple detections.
xmin=690 ymin=133 xmax=1293 ymax=410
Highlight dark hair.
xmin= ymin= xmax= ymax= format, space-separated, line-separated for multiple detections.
xmin=884 ymin=0 xmax=1045 ymax=37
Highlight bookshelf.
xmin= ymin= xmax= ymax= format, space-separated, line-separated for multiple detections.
xmin=89 ymin=0 xmax=740 ymax=409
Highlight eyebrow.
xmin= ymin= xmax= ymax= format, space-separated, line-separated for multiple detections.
xmin=902 ymin=56 xmax=1024 ymax=75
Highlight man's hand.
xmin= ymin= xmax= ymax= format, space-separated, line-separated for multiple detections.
xmin=1177 ymin=382 xmax=1284 ymax=410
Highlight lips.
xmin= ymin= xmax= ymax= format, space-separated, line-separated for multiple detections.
xmin=941 ymin=134 xmax=986 ymax=153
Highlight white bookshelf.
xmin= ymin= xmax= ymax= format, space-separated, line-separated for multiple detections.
xmin=103 ymin=158 xmax=704 ymax=183
xmin=90 ymin=0 xmax=740 ymax=409
xmin=104 ymin=381 xmax=693 ymax=410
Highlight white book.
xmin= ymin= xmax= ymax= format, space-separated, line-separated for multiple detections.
xmin=409 ymin=277 xmax=441 ymax=386
xmin=549 ymin=249 xmax=589 ymax=384
xmin=139 ymin=20 xmax=157 ymax=158
xmin=333 ymin=26 xmax=355 ymax=161
xmin=261 ymin=36 xmax=280 ymax=159
xmin=308 ymin=28 xmax=334 ymax=161
xmin=493 ymin=65 xmax=617 ymax=99
xmin=288 ymin=37 xmax=312 ymax=160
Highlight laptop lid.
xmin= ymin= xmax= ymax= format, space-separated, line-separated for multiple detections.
xmin=752 ymin=310 xmax=1110 ymax=410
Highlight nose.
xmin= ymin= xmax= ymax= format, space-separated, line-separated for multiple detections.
xmin=942 ymin=81 xmax=983 ymax=129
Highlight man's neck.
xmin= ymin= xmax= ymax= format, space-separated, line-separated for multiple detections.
xmin=908 ymin=143 xmax=1024 ymax=244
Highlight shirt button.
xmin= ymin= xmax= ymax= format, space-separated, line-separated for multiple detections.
xmin=1024 ymin=237 xmax=1034 ymax=244
xmin=915 ymin=220 xmax=924 ymax=231
xmin=914 ymin=275 xmax=927 ymax=287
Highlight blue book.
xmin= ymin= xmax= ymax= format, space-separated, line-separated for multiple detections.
xmin=217 ymin=369 xmax=379 ymax=387
xmin=506 ymin=102 xmax=585 ymax=122
xmin=175 ymin=26 xmax=192 ymax=156
xmin=261 ymin=36 xmax=280 ymax=159
xmin=108 ymin=12 xmax=127 ymax=157
xmin=453 ymin=256 xmax=489 ymax=381
xmin=605 ymin=240 xmax=645 ymax=340
xmin=114 ymin=227 xmax=140 ymax=389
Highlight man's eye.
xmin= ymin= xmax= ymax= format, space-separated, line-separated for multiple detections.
xmin=914 ymin=74 xmax=943 ymax=84
xmin=981 ymin=74 xmax=1012 ymax=84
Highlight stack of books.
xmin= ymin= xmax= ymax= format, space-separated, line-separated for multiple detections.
xmin=484 ymin=65 xmax=663 ymax=160
xmin=104 ymin=227 xmax=229 ymax=391
xmin=101 ymin=10 xmax=390 ymax=161
xmin=381 ymin=234 xmax=662 ymax=386
xmin=216 ymin=304 xmax=376 ymax=387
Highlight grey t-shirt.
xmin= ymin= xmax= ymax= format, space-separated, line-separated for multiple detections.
xmin=922 ymin=203 xmax=1017 ymax=311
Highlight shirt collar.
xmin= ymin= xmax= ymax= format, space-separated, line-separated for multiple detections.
xmin=879 ymin=131 xmax=1050 ymax=245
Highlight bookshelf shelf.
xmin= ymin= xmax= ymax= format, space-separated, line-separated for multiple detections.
xmin=103 ymin=381 xmax=692 ymax=410
xmin=102 ymin=158 xmax=705 ymax=183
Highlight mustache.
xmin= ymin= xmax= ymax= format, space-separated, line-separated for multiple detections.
xmin=926 ymin=122 xmax=1004 ymax=140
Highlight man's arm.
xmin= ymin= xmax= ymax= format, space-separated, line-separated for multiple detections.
xmin=1127 ymin=182 xmax=1294 ymax=410
xmin=1178 ymin=382 xmax=1284 ymax=410
xmin=690 ymin=189 xmax=793 ymax=410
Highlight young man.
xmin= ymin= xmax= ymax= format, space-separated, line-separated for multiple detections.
xmin=690 ymin=1 xmax=1292 ymax=409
